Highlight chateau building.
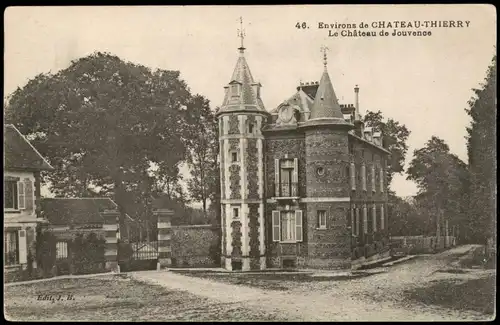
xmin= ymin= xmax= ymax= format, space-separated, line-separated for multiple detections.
xmin=216 ymin=26 xmax=391 ymax=271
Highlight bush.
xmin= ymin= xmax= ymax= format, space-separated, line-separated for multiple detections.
xmin=72 ymin=232 xmax=106 ymax=274
xmin=208 ymin=231 xmax=221 ymax=266
xmin=35 ymin=229 xmax=57 ymax=276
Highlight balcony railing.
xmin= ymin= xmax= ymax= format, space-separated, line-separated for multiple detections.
xmin=271 ymin=182 xmax=299 ymax=198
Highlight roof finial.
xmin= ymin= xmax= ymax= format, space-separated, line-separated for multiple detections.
xmin=321 ymin=45 xmax=329 ymax=69
xmin=237 ymin=16 xmax=246 ymax=53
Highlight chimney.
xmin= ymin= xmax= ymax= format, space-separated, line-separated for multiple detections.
xmin=354 ymin=85 xmax=360 ymax=120
xmin=353 ymin=84 xmax=364 ymax=137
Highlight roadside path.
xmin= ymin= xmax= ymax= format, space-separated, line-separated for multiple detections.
xmin=130 ymin=245 xmax=490 ymax=321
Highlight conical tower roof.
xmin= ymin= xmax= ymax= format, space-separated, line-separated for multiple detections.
xmin=217 ymin=21 xmax=266 ymax=115
xmin=309 ymin=69 xmax=344 ymax=120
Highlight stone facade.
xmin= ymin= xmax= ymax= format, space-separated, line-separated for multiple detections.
xmin=217 ymin=41 xmax=390 ymax=271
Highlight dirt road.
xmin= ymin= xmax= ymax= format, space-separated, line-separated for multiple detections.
xmin=131 ymin=245 xmax=493 ymax=321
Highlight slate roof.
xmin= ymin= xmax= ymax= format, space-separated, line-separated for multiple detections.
xmin=309 ymin=68 xmax=344 ymax=120
xmin=4 ymin=124 xmax=53 ymax=171
xmin=219 ymin=49 xmax=266 ymax=113
xmin=40 ymin=198 xmax=133 ymax=225
xmin=270 ymin=88 xmax=315 ymax=115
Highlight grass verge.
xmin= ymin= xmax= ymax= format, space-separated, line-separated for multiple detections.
xmin=403 ymin=274 xmax=495 ymax=316
xmin=4 ymin=274 xmax=289 ymax=321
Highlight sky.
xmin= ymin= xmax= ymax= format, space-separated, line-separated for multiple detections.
xmin=4 ymin=5 xmax=497 ymax=199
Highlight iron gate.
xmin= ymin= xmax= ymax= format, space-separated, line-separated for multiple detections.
xmin=118 ymin=223 xmax=158 ymax=272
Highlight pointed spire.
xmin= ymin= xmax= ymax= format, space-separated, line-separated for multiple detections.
xmin=309 ymin=47 xmax=344 ymax=121
xmin=237 ymin=16 xmax=246 ymax=54
xmin=217 ymin=18 xmax=266 ymax=114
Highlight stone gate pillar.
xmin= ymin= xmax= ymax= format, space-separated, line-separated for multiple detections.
xmin=155 ymin=209 xmax=174 ymax=270
xmin=102 ymin=210 xmax=120 ymax=273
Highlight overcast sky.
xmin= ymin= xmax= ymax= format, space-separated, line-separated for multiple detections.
xmin=4 ymin=5 xmax=496 ymax=198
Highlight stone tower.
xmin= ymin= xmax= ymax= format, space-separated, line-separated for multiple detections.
xmin=216 ymin=19 xmax=269 ymax=271
xmin=298 ymin=49 xmax=355 ymax=267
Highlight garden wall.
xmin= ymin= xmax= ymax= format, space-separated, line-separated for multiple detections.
xmin=390 ymin=235 xmax=457 ymax=255
xmin=170 ymin=225 xmax=220 ymax=268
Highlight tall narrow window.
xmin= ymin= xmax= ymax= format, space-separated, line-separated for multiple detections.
xmin=380 ymin=205 xmax=385 ymax=230
xmin=361 ymin=164 xmax=367 ymax=191
xmin=272 ymin=210 xmax=302 ymax=243
xmin=356 ymin=208 xmax=360 ymax=236
xmin=233 ymin=207 xmax=239 ymax=219
xmin=380 ymin=168 xmax=384 ymax=192
xmin=281 ymin=211 xmax=296 ymax=242
xmin=372 ymin=204 xmax=377 ymax=232
xmin=4 ymin=181 xmax=18 ymax=210
xmin=318 ymin=210 xmax=327 ymax=229
xmin=350 ymin=162 xmax=356 ymax=191
xmin=351 ymin=208 xmax=355 ymax=235
xmin=4 ymin=231 xmax=18 ymax=265
xmin=279 ymin=159 xmax=295 ymax=197
xmin=231 ymin=151 xmax=238 ymax=163
xmin=248 ymin=123 xmax=254 ymax=134
xmin=363 ymin=205 xmax=368 ymax=234
xmin=371 ymin=165 xmax=376 ymax=192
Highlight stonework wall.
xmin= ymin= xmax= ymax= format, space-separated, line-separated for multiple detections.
xmin=306 ymin=202 xmax=352 ymax=268
xmin=219 ymin=139 xmax=225 ymax=199
xmin=305 ymin=129 xmax=350 ymax=198
xmin=349 ymin=136 xmax=390 ymax=260
xmin=171 ymin=225 xmax=219 ymax=267
xmin=231 ymin=220 xmax=242 ymax=258
xmin=228 ymin=115 xmax=239 ymax=134
xmin=246 ymin=139 xmax=259 ymax=199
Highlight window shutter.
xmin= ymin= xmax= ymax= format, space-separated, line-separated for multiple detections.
xmin=372 ymin=204 xmax=377 ymax=232
xmin=363 ymin=205 xmax=368 ymax=234
xmin=295 ymin=210 xmax=303 ymax=242
xmin=381 ymin=205 xmax=385 ymax=230
xmin=292 ymin=158 xmax=298 ymax=196
xmin=274 ymin=159 xmax=280 ymax=197
xmin=272 ymin=210 xmax=280 ymax=242
xmin=24 ymin=178 xmax=34 ymax=211
xmin=350 ymin=162 xmax=356 ymax=190
xmin=380 ymin=169 xmax=384 ymax=192
xmin=17 ymin=181 xmax=26 ymax=210
xmin=18 ymin=230 xmax=27 ymax=264
xmin=371 ymin=166 xmax=376 ymax=192
xmin=361 ymin=165 xmax=367 ymax=191
xmin=356 ymin=208 xmax=360 ymax=236
xmin=351 ymin=208 xmax=355 ymax=236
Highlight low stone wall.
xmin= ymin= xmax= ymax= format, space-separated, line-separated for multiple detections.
xmin=170 ymin=225 xmax=220 ymax=268
xmin=390 ymin=235 xmax=457 ymax=255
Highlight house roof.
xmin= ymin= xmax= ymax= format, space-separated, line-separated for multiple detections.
xmin=310 ymin=68 xmax=345 ymax=120
xmin=218 ymin=48 xmax=266 ymax=114
xmin=4 ymin=124 xmax=53 ymax=171
xmin=40 ymin=197 xmax=133 ymax=225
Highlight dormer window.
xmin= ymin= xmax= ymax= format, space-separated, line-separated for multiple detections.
xmin=230 ymin=84 xmax=240 ymax=97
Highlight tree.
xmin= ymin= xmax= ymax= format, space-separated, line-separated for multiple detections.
xmin=363 ymin=111 xmax=411 ymax=192
xmin=5 ymin=52 xmax=191 ymax=226
xmin=407 ymin=137 xmax=468 ymax=243
xmin=465 ymin=54 xmax=496 ymax=249
xmin=184 ymin=96 xmax=220 ymax=219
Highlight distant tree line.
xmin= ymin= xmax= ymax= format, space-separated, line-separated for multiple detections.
xmin=5 ymin=51 xmax=496 ymax=257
